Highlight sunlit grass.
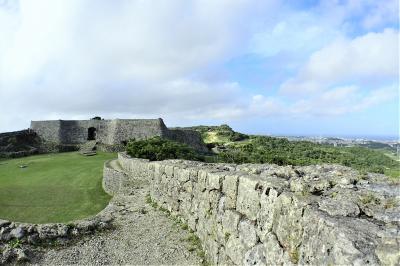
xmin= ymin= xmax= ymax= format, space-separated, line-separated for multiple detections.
xmin=0 ymin=152 xmax=116 ymax=223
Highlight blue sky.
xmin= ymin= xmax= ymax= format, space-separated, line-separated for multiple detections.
xmin=0 ymin=0 xmax=398 ymax=137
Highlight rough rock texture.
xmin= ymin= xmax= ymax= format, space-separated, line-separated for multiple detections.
xmin=0 ymin=130 xmax=40 ymax=158
xmin=115 ymin=152 xmax=400 ymax=265
xmin=0 ymin=205 xmax=114 ymax=264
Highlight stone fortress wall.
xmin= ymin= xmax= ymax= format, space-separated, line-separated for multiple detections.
xmin=103 ymin=152 xmax=399 ymax=265
xmin=0 ymin=130 xmax=40 ymax=158
xmin=30 ymin=118 xmax=206 ymax=151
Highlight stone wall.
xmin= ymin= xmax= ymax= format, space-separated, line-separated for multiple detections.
xmin=103 ymin=155 xmax=152 ymax=196
xmin=0 ymin=130 xmax=40 ymax=158
xmin=117 ymin=153 xmax=153 ymax=179
xmin=31 ymin=121 xmax=62 ymax=144
xmin=0 ymin=209 xmax=113 ymax=264
xmin=30 ymin=118 xmax=206 ymax=152
xmin=113 ymin=152 xmax=400 ymax=265
xmin=165 ymin=129 xmax=208 ymax=153
xmin=103 ymin=160 xmax=126 ymax=195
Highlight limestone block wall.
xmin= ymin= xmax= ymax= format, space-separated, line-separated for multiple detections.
xmin=30 ymin=119 xmax=206 ymax=151
xmin=165 ymin=129 xmax=208 ymax=152
xmin=115 ymin=153 xmax=399 ymax=265
xmin=112 ymin=119 xmax=167 ymax=144
xmin=31 ymin=121 xmax=62 ymax=143
xmin=0 ymin=130 xmax=40 ymax=158
xmin=117 ymin=153 xmax=153 ymax=179
xmin=103 ymin=161 xmax=126 ymax=195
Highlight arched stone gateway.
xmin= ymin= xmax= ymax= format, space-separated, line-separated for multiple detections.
xmin=87 ymin=127 xmax=96 ymax=140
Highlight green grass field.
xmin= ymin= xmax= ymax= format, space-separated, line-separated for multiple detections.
xmin=0 ymin=152 xmax=116 ymax=223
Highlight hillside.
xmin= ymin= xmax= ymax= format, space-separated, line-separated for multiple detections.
xmin=184 ymin=125 xmax=399 ymax=178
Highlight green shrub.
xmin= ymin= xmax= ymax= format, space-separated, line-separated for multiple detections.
xmin=126 ymin=137 xmax=204 ymax=161
xmin=212 ymin=136 xmax=399 ymax=177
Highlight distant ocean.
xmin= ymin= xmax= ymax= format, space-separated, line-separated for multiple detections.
xmin=270 ymin=134 xmax=399 ymax=142
xmin=332 ymin=135 xmax=399 ymax=141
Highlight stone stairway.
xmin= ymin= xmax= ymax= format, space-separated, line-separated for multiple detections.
xmin=79 ymin=140 xmax=97 ymax=156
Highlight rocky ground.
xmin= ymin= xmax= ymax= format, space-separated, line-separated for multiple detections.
xmin=28 ymin=180 xmax=202 ymax=265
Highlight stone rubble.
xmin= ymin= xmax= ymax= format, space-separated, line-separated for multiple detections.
xmin=0 ymin=206 xmax=114 ymax=264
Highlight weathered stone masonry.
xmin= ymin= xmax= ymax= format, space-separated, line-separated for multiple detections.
xmin=105 ymin=152 xmax=400 ymax=265
xmin=30 ymin=118 xmax=207 ymax=152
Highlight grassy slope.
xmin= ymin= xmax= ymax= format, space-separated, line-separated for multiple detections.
xmin=0 ymin=152 xmax=115 ymax=223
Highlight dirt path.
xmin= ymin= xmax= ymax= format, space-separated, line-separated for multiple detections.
xmin=31 ymin=161 xmax=202 ymax=265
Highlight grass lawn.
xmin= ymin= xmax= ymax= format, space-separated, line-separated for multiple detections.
xmin=0 ymin=152 xmax=116 ymax=223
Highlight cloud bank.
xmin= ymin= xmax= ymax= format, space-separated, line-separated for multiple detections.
xmin=0 ymin=0 xmax=398 ymax=135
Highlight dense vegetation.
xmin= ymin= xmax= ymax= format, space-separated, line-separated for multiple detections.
xmin=126 ymin=125 xmax=399 ymax=178
xmin=211 ymin=136 xmax=398 ymax=176
xmin=126 ymin=137 xmax=203 ymax=161
xmin=0 ymin=152 xmax=114 ymax=223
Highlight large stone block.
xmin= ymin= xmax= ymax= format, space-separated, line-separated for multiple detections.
xmin=181 ymin=180 xmax=193 ymax=194
xmin=189 ymin=168 xmax=199 ymax=182
xmin=207 ymin=172 xmax=223 ymax=190
xmin=236 ymin=175 xmax=260 ymax=220
xmin=218 ymin=246 xmax=235 ymax=265
xmin=222 ymin=210 xmax=240 ymax=237
xmin=239 ymin=219 xmax=258 ymax=249
xmin=272 ymin=193 xmax=306 ymax=253
xmin=208 ymin=190 xmax=221 ymax=212
xmin=164 ymin=164 xmax=174 ymax=178
xmin=257 ymin=187 xmax=280 ymax=242
xmin=197 ymin=169 xmax=208 ymax=192
xmin=175 ymin=167 xmax=190 ymax=183
xmin=226 ymin=236 xmax=246 ymax=265
xmin=243 ymin=244 xmax=267 ymax=266
xmin=222 ymin=174 xmax=239 ymax=209
xmin=153 ymin=163 xmax=165 ymax=178
xmin=263 ymin=232 xmax=292 ymax=265
xmin=204 ymin=238 xmax=220 ymax=265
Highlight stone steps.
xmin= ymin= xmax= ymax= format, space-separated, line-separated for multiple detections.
xmin=79 ymin=140 xmax=97 ymax=156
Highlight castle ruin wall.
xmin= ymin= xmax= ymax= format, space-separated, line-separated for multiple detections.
xmin=106 ymin=152 xmax=399 ymax=265
xmin=29 ymin=119 xmax=206 ymax=152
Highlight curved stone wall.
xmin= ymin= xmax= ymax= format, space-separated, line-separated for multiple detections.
xmin=0 ymin=207 xmax=113 ymax=264
xmin=103 ymin=160 xmax=126 ymax=195
xmin=113 ymin=152 xmax=400 ymax=265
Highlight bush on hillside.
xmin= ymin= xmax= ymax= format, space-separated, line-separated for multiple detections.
xmin=212 ymin=136 xmax=398 ymax=175
xmin=126 ymin=137 xmax=204 ymax=161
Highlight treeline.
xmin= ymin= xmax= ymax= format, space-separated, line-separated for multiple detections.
xmin=126 ymin=137 xmax=203 ymax=161
xmin=126 ymin=135 xmax=399 ymax=177
xmin=211 ymin=136 xmax=398 ymax=175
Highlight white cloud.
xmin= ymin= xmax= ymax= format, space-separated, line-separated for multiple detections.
xmin=250 ymin=9 xmax=340 ymax=58
xmin=0 ymin=0 xmax=397 ymax=134
xmin=280 ymin=28 xmax=399 ymax=94
xmin=235 ymin=84 xmax=398 ymax=118
xmin=0 ymin=0 xmax=272 ymax=131
xmin=317 ymin=0 xmax=399 ymax=31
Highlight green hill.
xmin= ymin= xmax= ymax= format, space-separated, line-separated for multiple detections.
xmin=188 ymin=125 xmax=399 ymax=179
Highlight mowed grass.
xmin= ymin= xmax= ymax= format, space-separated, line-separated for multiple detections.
xmin=0 ymin=152 xmax=116 ymax=223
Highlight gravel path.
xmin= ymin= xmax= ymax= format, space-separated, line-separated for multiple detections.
xmin=31 ymin=172 xmax=202 ymax=265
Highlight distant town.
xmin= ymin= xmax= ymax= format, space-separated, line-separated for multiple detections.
xmin=275 ymin=135 xmax=400 ymax=159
